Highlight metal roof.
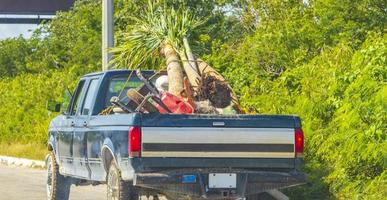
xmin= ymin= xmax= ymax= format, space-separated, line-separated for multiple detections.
xmin=0 ymin=0 xmax=74 ymax=15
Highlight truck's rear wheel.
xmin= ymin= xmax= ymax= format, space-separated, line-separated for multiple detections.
xmin=107 ymin=160 xmax=139 ymax=200
xmin=46 ymin=152 xmax=71 ymax=200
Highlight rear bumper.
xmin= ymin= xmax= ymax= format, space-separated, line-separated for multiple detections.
xmin=131 ymin=158 xmax=302 ymax=170
xmin=133 ymin=169 xmax=306 ymax=199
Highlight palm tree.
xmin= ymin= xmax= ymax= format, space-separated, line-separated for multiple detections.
xmin=111 ymin=1 xmax=240 ymax=111
xmin=111 ymin=1 xmax=201 ymax=97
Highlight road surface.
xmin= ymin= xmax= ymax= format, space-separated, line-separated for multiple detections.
xmin=0 ymin=164 xmax=276 ymax=200
xmin=0 ymin=164 xmax=105 ymax=200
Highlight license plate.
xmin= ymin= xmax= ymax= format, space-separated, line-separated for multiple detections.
xmin=182 ymin=175 xmax=196 ymax=183
xmin=208 ymin=173 xmax=236 ymax=188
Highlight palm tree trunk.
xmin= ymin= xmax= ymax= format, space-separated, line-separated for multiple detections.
xmin=180 ymin=51 xmax=200 ymax=89
xmin=180 ymin=36 xmax=201 ymax=89
xmin=162 ymin=43 xmax=184 ymax=97
xmin=183 ymin=36 xmax=199 ymax=73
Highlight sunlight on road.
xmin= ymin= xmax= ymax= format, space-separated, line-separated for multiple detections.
xmin=0 ymin=164 xmax=105 ymax=200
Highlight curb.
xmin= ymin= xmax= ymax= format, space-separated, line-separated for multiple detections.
xmin=0 ymin=155 xmax=46 ymax=169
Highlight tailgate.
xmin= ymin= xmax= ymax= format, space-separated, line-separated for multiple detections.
xmin=138 ymin=114 xmax=300 ymax=160
xmin=129 ymin=114 xmax=305 ymax=196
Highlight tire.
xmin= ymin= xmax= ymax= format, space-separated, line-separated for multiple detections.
xmin=107 ymin=160 xmax=139 ymax=200
xmin=46 ymin=152 xmax=71 ymax=200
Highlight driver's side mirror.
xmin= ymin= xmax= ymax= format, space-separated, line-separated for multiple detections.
xmin=47 ymin=100 xmax=62 ymax=112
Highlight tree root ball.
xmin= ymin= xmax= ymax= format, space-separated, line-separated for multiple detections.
xmin=196 ymin=73 xmax=232 ymax=108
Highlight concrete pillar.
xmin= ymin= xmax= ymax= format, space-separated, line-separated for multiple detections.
xmin=102 ymin=0 xmax=114 ymax=71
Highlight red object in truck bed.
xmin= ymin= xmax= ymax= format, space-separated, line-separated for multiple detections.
xmin=157 ymin=92 xmax=194 ymax=114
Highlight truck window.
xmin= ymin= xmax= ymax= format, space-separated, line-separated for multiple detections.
xmin=68 ymin=80 xmax=85 ymax=116
xmin=104 ymin=76 xmax=143 ymax=109
xmin=81 ymin=79 xmax=99 ymax=115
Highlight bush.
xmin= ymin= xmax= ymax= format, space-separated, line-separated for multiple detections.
xmin=220 ymin=32 xmax=386 ymax=199
xmin=0 ymin=68 xmax=84 ymax=145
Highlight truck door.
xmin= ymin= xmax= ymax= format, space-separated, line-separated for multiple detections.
xmin=73 ymin=78 xmax=100 ymax=179
xmin=58 ymin=80 xmax=86 ymax=176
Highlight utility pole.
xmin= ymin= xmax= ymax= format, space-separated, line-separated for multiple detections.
xmin=102 ymin=0 xmax=114 ymax=71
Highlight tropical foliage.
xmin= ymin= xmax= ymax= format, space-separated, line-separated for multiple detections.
xmin=0 ymin=0 xmax=385 ymax=199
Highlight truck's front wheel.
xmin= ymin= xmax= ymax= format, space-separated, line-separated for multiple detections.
xmin=46 ymin=152 xmax=71 ymax=200
xmin=107 ymin=160 xmax=139 ymax=200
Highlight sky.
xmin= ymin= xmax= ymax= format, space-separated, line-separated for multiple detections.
xmin=0 ymin=15 xmax=53 ymax=39
xmin=0 ymin=24 xmax=38 ymax=39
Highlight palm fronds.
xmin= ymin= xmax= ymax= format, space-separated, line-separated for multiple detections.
xmin=111 ymin=1 xmax=202 ymax=69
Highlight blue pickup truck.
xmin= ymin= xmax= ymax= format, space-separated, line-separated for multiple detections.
xmin=46 ymin=70 xmax=305 ymax=200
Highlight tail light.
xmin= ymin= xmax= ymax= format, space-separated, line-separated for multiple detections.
xmin=295 ymin=128 xmax=304 ymax=157
xmin=129 ymin=126 xmax=141 ymax=157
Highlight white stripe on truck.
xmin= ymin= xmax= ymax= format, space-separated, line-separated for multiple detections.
xmin=141 ymin=127 xmax=294 ymax=144
xmin=141 ymin=127 xmax=295 ymax=158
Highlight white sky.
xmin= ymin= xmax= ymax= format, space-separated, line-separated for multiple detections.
xmin=0 ymin=24 xmax=38 ymax=39
xmin=0 ymin=15 xmax=53 ymax=39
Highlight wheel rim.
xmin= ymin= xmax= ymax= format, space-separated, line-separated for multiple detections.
xmin=46 ymin=155 xmax=53 ymax=199
xmin=107 ymin=168 xmax=119 ymax=200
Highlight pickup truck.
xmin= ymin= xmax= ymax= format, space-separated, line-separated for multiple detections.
xmin=46 ymin=70 xmax=305 ymax=200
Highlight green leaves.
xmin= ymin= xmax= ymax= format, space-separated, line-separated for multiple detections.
xmin=0 ymin=37 xmax=33 ymax=77
xmin=222 ymin=31 xmax=386 ymax=199
xmin=111 ymin=1 xmax=203 ymax=69
xmin=0 ymin=69 xmax=77 ymax=144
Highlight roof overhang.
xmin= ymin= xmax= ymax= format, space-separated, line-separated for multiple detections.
xmin=0 ymin=0 xmax=74 ymax=24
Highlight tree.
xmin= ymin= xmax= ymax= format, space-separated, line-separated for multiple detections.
xmin=111 ymin=1 xmax=202 ymax=96
xmin=0 ymin=37 xmax=32 ymax=77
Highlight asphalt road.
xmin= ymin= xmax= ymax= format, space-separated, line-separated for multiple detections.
xmin=0 ymin=164 xmax=275 ymax=200
xmin=0 ymin=164 xmax=105 ymax=200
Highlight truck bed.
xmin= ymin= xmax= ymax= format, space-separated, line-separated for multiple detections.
xmin=128 ymin=113 xmax=302 ymax=170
